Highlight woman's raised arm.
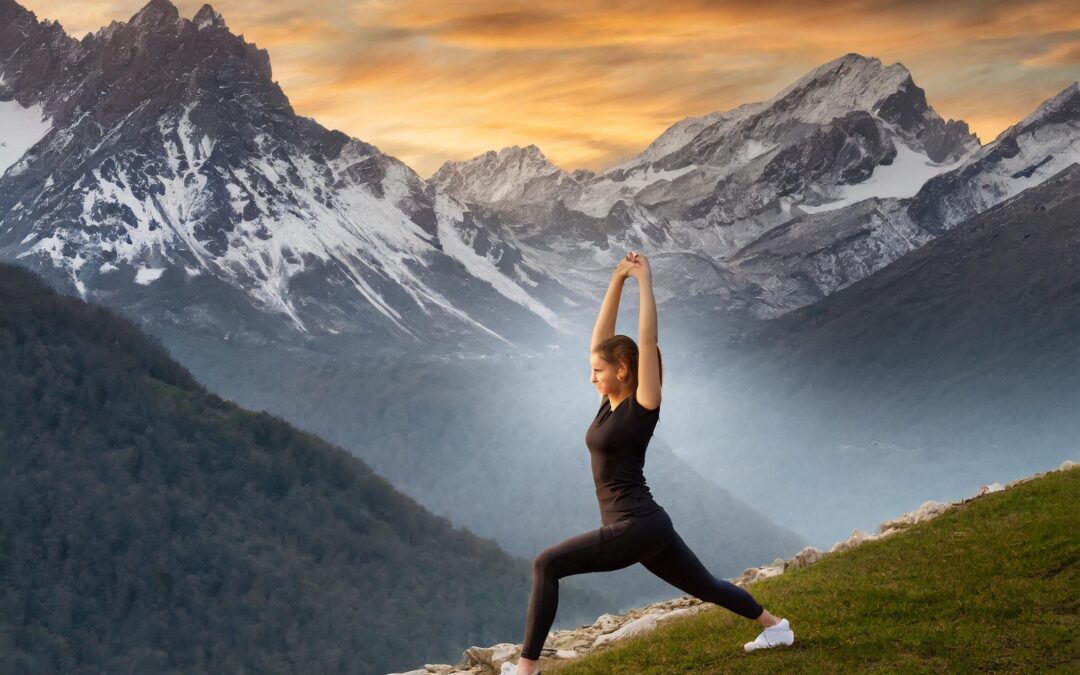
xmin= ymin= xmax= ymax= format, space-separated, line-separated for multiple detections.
xmin=591 ymin=253 xmax=634 ymax=353
xmin=630 ymin=254 xmax=660 ymax=410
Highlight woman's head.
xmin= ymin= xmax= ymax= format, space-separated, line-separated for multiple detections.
xmin=590 ymin=335 xmax=663 ymax=398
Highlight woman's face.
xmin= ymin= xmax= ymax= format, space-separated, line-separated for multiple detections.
xmin=590 ymin=352 xmax=628 ymax=397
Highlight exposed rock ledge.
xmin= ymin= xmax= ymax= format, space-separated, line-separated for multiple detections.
xmin=391 ymin=460 xmax=1078 ymax=675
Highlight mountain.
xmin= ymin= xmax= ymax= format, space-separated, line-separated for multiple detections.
xmin=0 ymin=259 xmax=613 ymax=675
xmin=433 ymin=55 xmax=1078 ymax=320
xmin=720 ymin=78 xmax=1078 ymax=318
xmin=429 ymin=144 xmax=578 ymax=206
xmin=431 ymin=53 xmax=981 ymax=311
xmin=905 ymin=80 xmax=1080 ymax=232
xmin=5 ymin=7 xmax=1076 ymax=334
xmin=0 ymin=0 xmax=578 ymax=354
xmin=3 ymin=10 xmax=1076 ymax=336
xmin=672 ymin=161 xmax=1080 ymax=546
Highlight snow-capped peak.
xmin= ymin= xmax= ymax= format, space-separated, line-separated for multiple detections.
xmin=480 ymin=144 xmax=557 ymax=175
xmin=763 ymin=52 xmax=913 ymax=125
xmin=428 ymin=144 xmax=568 ymax=204
xmin=602 ymin=53 xmax=926 ymax=175
xmin=1009 ymin=81 xmax=1080 ymax=134
xmin=948 ymin=79 xmax=1080 ymax=195
xmin=610 ymin=97 xmax=785 ymax=175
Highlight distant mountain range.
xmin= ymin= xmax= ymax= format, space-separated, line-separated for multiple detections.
xmin=432 ymin=58 xmax=1077 ymax=321
xmin=2 ymin=0 xmax=1076 ymax=352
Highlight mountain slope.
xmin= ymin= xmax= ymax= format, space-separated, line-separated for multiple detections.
xmin=0 ymin=260 xmax=606 ymax=675
xmin=757 ymin=160 xmax=1080 ymax=505
xmin=545 ymin=463 xmax=1079 ymax=673
xmin=755 ymin=160 xmax=1080 ymax=430
xmin=672 ymin=161 xmax=1080 ymax=547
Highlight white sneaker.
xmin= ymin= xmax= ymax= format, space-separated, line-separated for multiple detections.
xmin=743 ymin=617 xmax=795 ymax=652
xmin=499 ymin=661 xmax=542 ymax=675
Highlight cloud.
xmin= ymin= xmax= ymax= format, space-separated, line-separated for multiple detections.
xmin=21 ymin=0 xmax=1080 ymax=177
xmin=1023 ymin=40 xmax=1080 ymax=68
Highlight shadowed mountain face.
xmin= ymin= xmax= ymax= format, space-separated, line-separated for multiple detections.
xmin=669 ymin=163 xmax=1080 ymax=546
xmin=0 ymin=260 xmax=611 ymax=675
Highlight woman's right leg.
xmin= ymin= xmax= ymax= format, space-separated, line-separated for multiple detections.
xmin=521 ymin=517 xmax=666 ymax=661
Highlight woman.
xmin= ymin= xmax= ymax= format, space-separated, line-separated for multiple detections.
xmin=502 ymin=251 xmax=794 ymax=675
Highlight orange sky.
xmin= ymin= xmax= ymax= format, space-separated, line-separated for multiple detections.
xmin=22 ymin=0 xmax=1080 ymax=178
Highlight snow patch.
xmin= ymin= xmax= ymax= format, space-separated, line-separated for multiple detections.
xmin=134 ymin=267 xmax=166 ymax=285
xmin=16 ymin=233 xmax=67 ymax=267
xmin=224 ymin=181 xmax=249 ymax=216
xmin=433 ymin=192 xmax=561 ymax=337
xmin=0 ymin=99 xmax=52 ymax=176
xmin=800 ymin=141 xmax=968 ymax=213
xmin=742 ymin=139 xmax=777 ymax=161
xmin=99 ymin=262 xmax=119 ymax=274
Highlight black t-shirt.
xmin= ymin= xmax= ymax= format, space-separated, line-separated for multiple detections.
xmin=585 ymin=390 xmax=663 ymax=525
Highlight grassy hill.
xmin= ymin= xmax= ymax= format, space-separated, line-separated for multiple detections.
xmin=543 ymin=464 xmax=1078 ymax=673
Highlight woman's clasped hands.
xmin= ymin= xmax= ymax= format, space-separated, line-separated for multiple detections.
xmin=614 ymin=250 xmax=651 ymax=282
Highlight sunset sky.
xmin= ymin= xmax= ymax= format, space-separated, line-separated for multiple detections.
xmin=21 ymin=0 xmax=1080 ymax=178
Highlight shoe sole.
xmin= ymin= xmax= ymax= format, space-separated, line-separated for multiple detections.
xmin=744 ymin=634 xmax=794 ymax=652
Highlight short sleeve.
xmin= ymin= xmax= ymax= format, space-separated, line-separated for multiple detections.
xmin=632 ymin=392 xmax=660 ymax=417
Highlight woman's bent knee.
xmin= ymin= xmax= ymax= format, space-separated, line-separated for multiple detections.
xmin=532 ymin=548 xmax=559 ymax=577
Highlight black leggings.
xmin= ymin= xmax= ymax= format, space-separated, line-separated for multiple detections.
xmin=521 ymin=508 xmax=764 ymax=660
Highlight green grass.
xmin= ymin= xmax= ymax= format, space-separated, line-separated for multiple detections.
xmin=544 ymin=467 xmax=1079 ymax=674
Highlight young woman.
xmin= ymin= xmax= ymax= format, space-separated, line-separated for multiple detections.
xmin=502 ymin=251 xmax=794 ymax=675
